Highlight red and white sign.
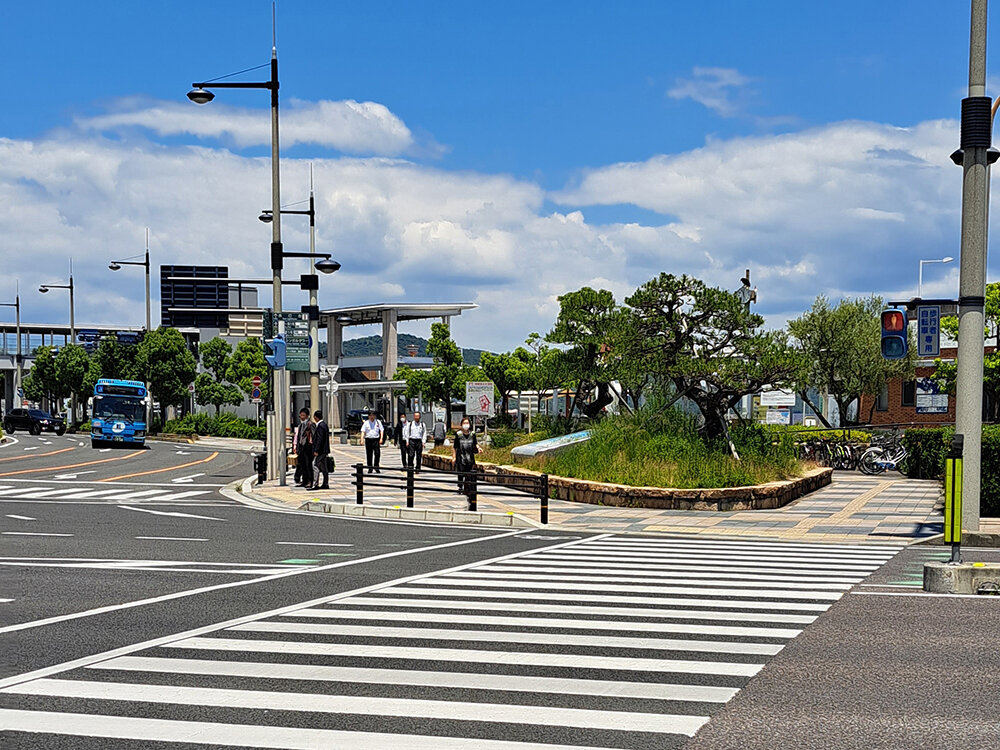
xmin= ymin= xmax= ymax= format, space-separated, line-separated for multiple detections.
xmin=252 ymin=375 xmax=262 ymax=388
xmin=465 ymin=381 xmax=495 ymax=417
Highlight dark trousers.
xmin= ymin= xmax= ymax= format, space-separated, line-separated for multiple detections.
xmin=295 ymin=445 xmax=314 ymax=486
xmin=407 ymin=439 xmax=423 ymax=470
xmin=365 ymin=438 xmax=381 ymax=470
xmin=397 ymin=442 xmax=407 ymax=465
xmin=456 ymin=461 xmax=476 ymax=497
xmin=312 ymin=453 xmax=329 ymax=488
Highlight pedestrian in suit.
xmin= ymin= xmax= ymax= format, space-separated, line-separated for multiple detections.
xmin=406 ymin=411 xmax=427 ymax=472
xmin=361 ymin=410 xmax=384 ymax=473
xmin=294 ymin=408 xmax=314 ymax=488
xmin=394 ymin=414 xmax=409 ymax=466
xmin=309 ymin=410 xmax=331 ymax=490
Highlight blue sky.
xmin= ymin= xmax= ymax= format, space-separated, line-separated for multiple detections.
xmin=0 ymin=1 xmax=991 ymax=349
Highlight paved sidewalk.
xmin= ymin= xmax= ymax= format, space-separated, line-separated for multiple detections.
xmin=240 ymin=443 xmax=962 ymax=543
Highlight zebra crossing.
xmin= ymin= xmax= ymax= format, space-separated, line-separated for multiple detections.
xmin=0 ymin=484 xmax=214 ymax=504
xmin=0 ymin=534 xmax=902 ymax=749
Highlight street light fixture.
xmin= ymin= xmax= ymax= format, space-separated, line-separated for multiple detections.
xmin=188 ymin=36 xmax=288 ymax=484
xmin=109 ymin=227 xmax=152 ymax=330
xmin=918 ymin=256 xmax=955 ymax=299
xmin=39 ymin=266 xmax=76 ymax=422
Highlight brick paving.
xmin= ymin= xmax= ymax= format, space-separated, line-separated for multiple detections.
xmin=249 ymin=443 xmax=950 ymax=543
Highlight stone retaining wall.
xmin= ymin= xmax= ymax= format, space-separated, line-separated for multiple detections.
xmin=422 ymin=452 xmax=830 ymax=511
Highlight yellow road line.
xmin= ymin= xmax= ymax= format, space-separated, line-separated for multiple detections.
xmin=0 ymin=447 xmax=76 ymax=464
xmin=100 ymin=451 xmax=219 ymax=482
xmin=0 ymin=450 xmax=142 ymax=477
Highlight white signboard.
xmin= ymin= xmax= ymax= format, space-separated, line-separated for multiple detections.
xmin=916 ymin=378 xmax=948 ymax=414
xmin=765 ymin=409 xmax=791 ymax=425
xmin=760 ymin=389 xmax=796 ymax=407
xmin=465 ymin=381 xmax=495 ymax=417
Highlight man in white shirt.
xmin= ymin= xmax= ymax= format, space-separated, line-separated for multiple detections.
xmin=361 ymin=410 xmax=384 ymax=473
xmin=405 ymin=411 xmax=427 ymax=472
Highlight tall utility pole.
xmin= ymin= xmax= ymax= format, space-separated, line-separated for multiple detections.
xmin=308 ymin=165 xmax=321 ymax=415
xmin=955 ymin=0 xmax=991 ymax=531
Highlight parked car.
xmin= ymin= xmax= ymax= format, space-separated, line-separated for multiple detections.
xmin=3 ymin=408 xmax=66 ymax=436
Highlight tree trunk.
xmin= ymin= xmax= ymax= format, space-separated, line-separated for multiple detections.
xmin=582 ymin=382 xmax=614 ymax=419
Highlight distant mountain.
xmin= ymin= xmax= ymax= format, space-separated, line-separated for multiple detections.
xmin=337 ymin=334 xmax=486 ymax=366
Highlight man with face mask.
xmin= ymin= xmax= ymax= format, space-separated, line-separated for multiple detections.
xmin=452 ymin=416 xmax=482 ymax=509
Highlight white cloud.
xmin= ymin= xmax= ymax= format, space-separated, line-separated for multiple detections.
xmin=0 ymin=105 xmax=989 ymax=354
xmin=77 ymin=97 xmax=416 ymax=155
xmin=668 ymin=67 xmax=754 ymax=117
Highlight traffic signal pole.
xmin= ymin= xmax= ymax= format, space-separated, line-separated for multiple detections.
xmin=955 ymin=0 xmax=990 ymax=532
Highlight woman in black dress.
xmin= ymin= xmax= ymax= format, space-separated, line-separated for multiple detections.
xmin=452 ymin=417 xmax=482 ymax=509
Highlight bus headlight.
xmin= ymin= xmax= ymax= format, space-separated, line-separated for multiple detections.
xmin=133 ymin=430 xmax=145 ymax=438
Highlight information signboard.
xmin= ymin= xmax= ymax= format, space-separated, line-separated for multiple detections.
xmin=760 ymin=389 xmax=796 ymax=407
xmin=917 ymin=305 xmax=941 ymax=357
xmin=465 ymin=381 xmax=495 ymax=417
xmin=765 ymin=409 xmax=791 ymax=425
xmin=916 ymin=377 xmax=948 ymax=414
xmin=272 ymin=312 xmax=311 ymax=372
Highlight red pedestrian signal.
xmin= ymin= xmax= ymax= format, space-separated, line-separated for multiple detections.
xmin=880 ymin=309 xmax=908 ymax=359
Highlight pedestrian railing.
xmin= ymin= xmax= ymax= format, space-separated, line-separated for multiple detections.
xmin=351 ymin=463 xmax=550 ymax=524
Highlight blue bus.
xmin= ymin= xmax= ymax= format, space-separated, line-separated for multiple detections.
xmin=90 ymin=379 xmax=151 ymax=448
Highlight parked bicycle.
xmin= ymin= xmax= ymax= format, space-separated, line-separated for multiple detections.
xmin=859 ymin=432 xmax=908 ymax=475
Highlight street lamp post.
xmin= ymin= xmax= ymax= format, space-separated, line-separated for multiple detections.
xmin=110 ymin=227 xmax=152 ymax=330
xmin=39 ymin=269 xmax=75 ymax=422
xmin=259 ymin=167 xmax=341 ymax=414
xmin=0 ymin=284 xmax=22 ymax=409
xmin=188 ymin=43 xmax=286 ymax=483
xmin=917 ymin=256 xmax=954 ymax=299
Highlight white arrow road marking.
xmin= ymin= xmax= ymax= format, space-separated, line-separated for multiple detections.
xmin=98 ymin=449 xmax=112 ymax=453
xmin=171 ymin=473 xmax=205 ymax=484
xmin=53 ymin=471 xmax=97 ymax=480
xmin=175 ymin=451 xmax=190 ymax=455
xmin=22 ymin=447 xmax=38 ymax=452
xmin=5 ymin=515 xmax=36 ymax=521
xmin=120 ymin=506 xmax=225 ymax=522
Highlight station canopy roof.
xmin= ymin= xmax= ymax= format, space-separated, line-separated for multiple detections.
xmin=320 ymin=303 xmax=477 ymax=326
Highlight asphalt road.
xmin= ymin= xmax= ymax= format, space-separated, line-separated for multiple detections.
xmin=1 ymin=433 xmax=989 ymax=749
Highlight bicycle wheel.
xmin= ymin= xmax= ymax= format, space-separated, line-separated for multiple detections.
xmin=859 ymin=449 xmax=884 ymax=475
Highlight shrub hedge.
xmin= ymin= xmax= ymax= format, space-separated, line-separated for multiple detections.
xmin=163 ymin=412 xmax=266 ymax=441
xmin=902 ymin=425 xmax=999 ymax=516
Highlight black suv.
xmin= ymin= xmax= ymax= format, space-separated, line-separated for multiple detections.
xmin=3 ymin=409 xmax=66 ymax=436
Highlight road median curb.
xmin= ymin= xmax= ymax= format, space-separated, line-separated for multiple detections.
xmin=297 ymin=498 xmax=539 ymax=528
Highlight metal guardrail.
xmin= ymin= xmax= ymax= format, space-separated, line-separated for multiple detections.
xmin=351 ymin=463 xmax=550 ymax=524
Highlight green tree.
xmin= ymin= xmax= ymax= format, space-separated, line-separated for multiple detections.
xmin=191 ymin=337 xmax=243 ymax=415
xmin=137 ymin=327 xmax=197 ymax=420
xmin=22 ymin=346 xmax=64 ymax=409
xmin=625 ymin=273 xmax=806 ymax=441
xmin=55 ymin=344 xmax=92 ymax=419
xmin=227 ymin=338 xmax=270 ymax=401
xmin=524 ymin=332 xmax=562 ymax=414
xmin=92 ymin=336 xmax=141 ymax=382
xmin=479 ymin=348 xmax=532 ymax=418
xmin=545 ymin=287 xmax=620 ymax=418
xmin=398 ymin=322 xmax=472 ymax=426
xmin=789 ymin=295 xmax=914 ymax=426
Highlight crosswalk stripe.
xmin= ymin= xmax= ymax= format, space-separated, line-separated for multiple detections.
xmin=488 ymin=559 xmax=878 ymax=577
xmin=282 ymin=608 xmax=803 ymax=638
xmin=334 ymin=596 xmax=820 ymax=624
xmin=94 ymin=489 xmax=171 ymax=500
xmin=597 ymin=538 xmax=904 ymax=553
xmin=378 ymin=585 xmax=834 ymax=611
xmin=530 ymin=551 xmax=884 ymax=568
xmin=475 ymin=564 xmax=867 ymax=584
xmin=542 ymin=549 xmax=892 ymax=565
xmin=91 ymin=655 xmax=740 ymax=702
xmin=0 ymin=709 xmax=621 ymax=750
xmin=442 ymin=570 xmax=853 ymax=590
xmin=410 ymin=577 xmax=845 ymax=601
xmin=230 ymin=620 xmax=787 ymax=655
xmin=165 ymin=636 xmax=766 ymax=676
xmin=0 ymin=487 xmax=49 ymax=496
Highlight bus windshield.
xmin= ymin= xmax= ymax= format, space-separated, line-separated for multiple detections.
xmin=93 ymin=396 xmax=146 ymax=423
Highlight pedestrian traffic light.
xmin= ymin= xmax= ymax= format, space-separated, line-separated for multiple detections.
xmin=264 ymin=335 xmax=286 ymax=369
xmin=881 ymin=309 xmax=908 ymax=360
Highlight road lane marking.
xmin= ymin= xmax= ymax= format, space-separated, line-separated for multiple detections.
xmin=0 ymin=530 xmax=591 ymax=668
xmin=93 ymin=656 xmax=739 ymax=702
xmin=1 ymin=532 xmax=73 ymax=537
xmin=171 ymin=473 xmax=205 ymax=483
xmin=22 ymin=447 xmax=38 ymax=451
xmin=134 ymin=536 xmax=209 ymax=542
xmin=100 ymin=451 xmax=219 ymax=482
xmin=275 ymin=542 xmax=354 ymax=547
xmin=53 ymin=471 xmax=97 ymax=480
xmin=120 ymin=506 xmax=224 ymax=521
xmin=5 ymin=514 xmax=36 ymax=521
xmin=0 ymin=448 xmax=76 ymax=461
xmin=1 ymin=678 xmax=711 ymax=736
xmin=98 ymin=449 xmax=112 ymax=453
xmin=0 ymin=450 xmax=141 ymax=477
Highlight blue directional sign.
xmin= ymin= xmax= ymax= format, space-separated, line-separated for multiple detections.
xmin=917 ymin=305 xmax=941 ymax=357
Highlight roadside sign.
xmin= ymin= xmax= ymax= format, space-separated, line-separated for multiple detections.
xmin=917 ymin=305 xmax=941 ymax=357
xmin=271 ymin=312 xmax=310 ymax=372
xmin=188 ymin=383 xmax=195 ymax=394
xmin=760 ymin=389 xmax=795 ymax=407
xmin=251 ymin=387 xmax=262 ymax=404
xmin=252 ymin=375 xmax=262 ymax=388
xmin=765 ymin=408 xmax=790 ymax=425
xmin=465 ymin=381 xmax=495 ymax=417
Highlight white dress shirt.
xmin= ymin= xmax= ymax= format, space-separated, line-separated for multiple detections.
xmin=361 ymin=419 xmax=383 ymax=439
xmin=406 ymin=421 xmax=427 ymax=441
